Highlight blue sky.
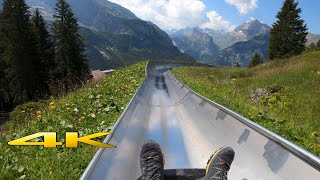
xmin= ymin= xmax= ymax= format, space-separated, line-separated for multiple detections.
xmin=110 ymin=0 xmax=320 ymax=34
xmin=203 ymin=0 xmax=320 ymax=33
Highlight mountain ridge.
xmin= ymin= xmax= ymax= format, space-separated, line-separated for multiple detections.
xmin=170 ymin=19 xmax=319 ymax=67
xmin=210 ymin=33 xmax=270 ymax=67
xmin=6 ymin=0 xmax=190 ymax=69
xmin=170 ymin=19 xmax=271 ymax=66
xmin=170 ymin=28 xmax=219 ymax=61
xmin=233 ymin=19 xmax=271 ymax=39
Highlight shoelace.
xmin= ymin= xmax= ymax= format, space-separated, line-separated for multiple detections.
xmin=221 ymin=162 xmax=230 ymax=180
xmin=213 ymin=159 xmax=230 ymax=180
xmin=142 ymin=155 xmax=162 ymax=180
xmin=222 ymin=170 xmax=228 ymax=180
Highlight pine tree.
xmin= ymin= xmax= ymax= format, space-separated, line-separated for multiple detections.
xmin=52 ymin=0 xmax=89 ymax=92
xmin=0 ymin=25 xmax=10 ymax=111
xmin=249 ymin=52 xmax=262 ymax=68
xmin=235 ymin=62 xmax=241 ymax=67
xmin=32 ymin=8 xmax=55 ymax=95
xmin=0 ymin=0 xmax=41 ymax=106
xmin=269 ymin=0 xmax=308 ymax=60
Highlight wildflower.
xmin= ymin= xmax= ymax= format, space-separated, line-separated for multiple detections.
xmin=74 ymin=107 xmax=79 ymax=113
xmin=50 ymin=101 xmax=56 ymax=109
xmin=36 ymin=111 xmax=42 ymax=118
xmin=21 ymin=110 xmax=25 ymax=113
xmin=67 ymin=108 xmax=71 ymax=111
xmin=311 ymin=132 xmax=317 ymax=138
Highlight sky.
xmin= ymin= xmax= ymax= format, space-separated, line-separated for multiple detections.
xmin=108 ymin=0 xmax=320 ymax=34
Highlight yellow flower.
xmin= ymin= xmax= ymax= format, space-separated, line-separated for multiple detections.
xmin=50 ymin=106 xmax=56 ymax=109
xmin=311 ymin=131 xmax=317 ymax=138
xmin=21 ymin=110 xmax=25 ymax=113
xmin=50 ymin=102 xmax=55 ymax=106
xmin=67 ymin=108 xmax=71 ymax=110
xmin=36 ymin=111 xmax=42 ymax=118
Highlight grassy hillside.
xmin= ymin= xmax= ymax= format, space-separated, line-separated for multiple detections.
xmin=173 ymin=51 xmax=320 ymax=156
xmin=0 ymin=62 xmax=146 ymax=179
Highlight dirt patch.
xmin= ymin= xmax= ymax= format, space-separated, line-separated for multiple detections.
xmin=91 ymin=70 xmax=106 ymax=81
xmin=250 ymin=88 xmax=269 ymax=104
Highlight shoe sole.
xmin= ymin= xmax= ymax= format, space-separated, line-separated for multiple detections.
xmin=205 ymin=147 xmax=227 ymax=174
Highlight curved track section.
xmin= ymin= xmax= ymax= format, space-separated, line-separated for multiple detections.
xmin=81 ymin=61 xmax=320 ymax=180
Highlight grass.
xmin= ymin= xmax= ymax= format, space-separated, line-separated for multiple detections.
xmin=0 ymin=62 xmax=146 ymax=179
xmin=173 ymin=50 xmax=320 ymax=157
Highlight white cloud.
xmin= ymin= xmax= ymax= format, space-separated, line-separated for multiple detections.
xmin=201 ymin=11 xmax=235 ymax=31
xmin=109 ymin=0 xmax=207 ymax=30
xmin=225 ymin=0 xmax=258 ymax=15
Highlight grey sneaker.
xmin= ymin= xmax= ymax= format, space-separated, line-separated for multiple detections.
xmin=199 ymin=147 xmax=235 ymax=180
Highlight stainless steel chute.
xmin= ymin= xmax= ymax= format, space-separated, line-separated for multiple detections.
xmin=81 ymin=61 xmax=320 ymax=180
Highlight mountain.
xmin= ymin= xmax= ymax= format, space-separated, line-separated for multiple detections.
xmin=19 ymin=0 xmax=189 ymax=69
xmin=306 ymin=33 xmax=320 ymax=46
xmin=202 ymin=19 xmax=271 ymax=49
xmin=208 ymin=33 xmax=270 ymax=67
xmin=201 ymin=29 xmax=243 ymax=49
xmin=168 ymin=19 xmax=271 ymax=65
xmin=233 ymin=19 xmax=271 ymax=40
xmin=170 ymin=28 xmax=219 ymax=62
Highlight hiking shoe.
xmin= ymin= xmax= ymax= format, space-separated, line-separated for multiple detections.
xmin=199 ymin=147 xmax=235 ymax=180
xmin=140 ymin=141 xmax=165 ymax=180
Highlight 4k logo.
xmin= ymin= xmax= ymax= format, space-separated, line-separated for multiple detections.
xmin=8 ymin=132 xmax=116 ymax=148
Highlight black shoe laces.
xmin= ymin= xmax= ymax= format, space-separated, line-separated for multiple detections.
xmin=221 ymin=160 xmax=230 ymax=180
xmin=212 ymin=159 xmax=230 ymax=180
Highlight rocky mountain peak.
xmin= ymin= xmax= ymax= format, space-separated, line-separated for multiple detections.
xmin=234 ymin=19 xmax=271 ymax=39
xmin=170 ymin=27 xmax=219 ymax=60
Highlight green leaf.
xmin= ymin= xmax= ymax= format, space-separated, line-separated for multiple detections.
xmin=18 ymin=166 xmax=25 ymax=173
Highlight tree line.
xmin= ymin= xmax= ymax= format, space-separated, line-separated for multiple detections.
xmin=249 ymin=0 xmax=309 ymax=68
xmin=0 ymin=0 xmax=89 ymax=112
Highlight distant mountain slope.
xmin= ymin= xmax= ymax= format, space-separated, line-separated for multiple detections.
xmin=20 ymin=0 xmax=189 ymax=69
xmin=170 ymin=28 xmax=219 ymax=62
xmin=200 ymin=20 xmax=270 ymax=50
xmin=306 ymin=33 xmax=320 ymax=46
xmin=201 ymin=29 xmax=242 ymax=49
xmin=209 ymin=33 xmax=270 ymax=67
xmin=81 ymin=26 xmax=190 ymax=69
xmin=169 ymin=20 xmax=271 ymax=66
